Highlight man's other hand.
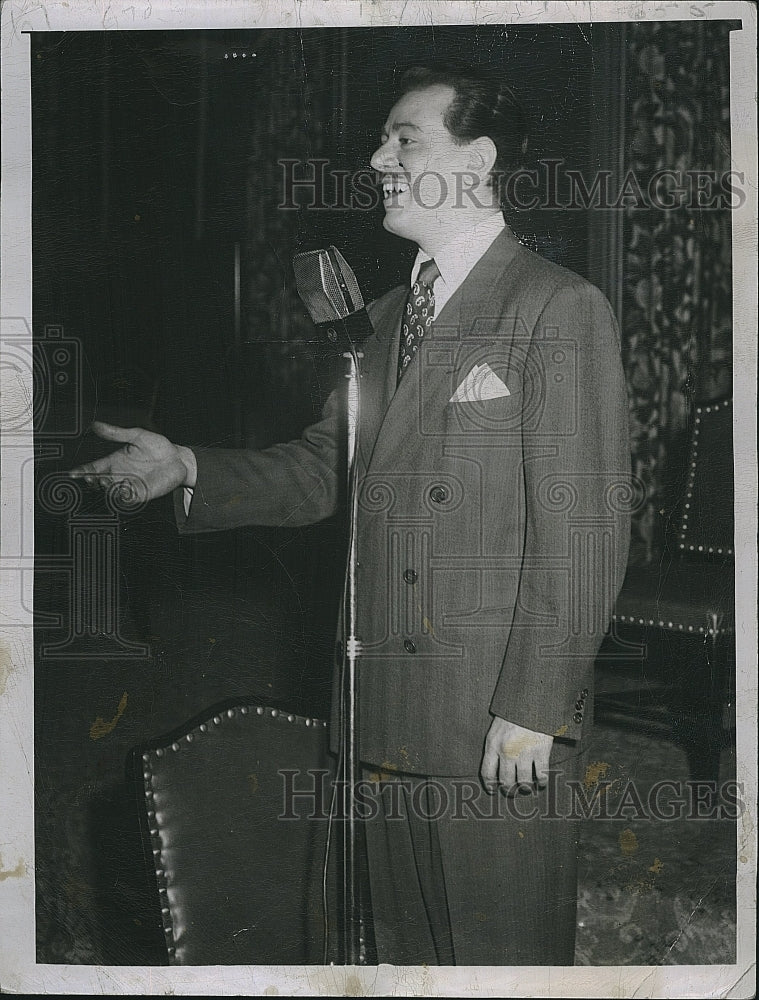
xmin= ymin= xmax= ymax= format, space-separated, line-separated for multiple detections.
xmin=68 ymin=421 xmax=197 ymax=504
xmin=480 ymin=716 xmax=554 ymax=796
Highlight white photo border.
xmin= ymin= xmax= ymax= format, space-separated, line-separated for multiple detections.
xmin=1 ymin=1 xmax=756 ymax=996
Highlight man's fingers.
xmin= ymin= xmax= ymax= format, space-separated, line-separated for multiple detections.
xmin=506 ymin=752 xmax=551 ymax=796
xmin=500 ymin=753 xmax=533 ymax=797
xmin=69 ymin=459 xmax=130 ymax=479
xmin=67 ymin=464 xmax=144 ymax=502
xmin=499 ymin=754 xmax=518 ymax=794
xmin=479 ymin=743 xmax=499 ymax=792
xmin=534 ymin=753 xmax=551 ymax=789
xmin=90 ymin=421 xmax=143 ymax=443
xmin=533 ymin=740 xmax=553 ymax=788
xmin=481 ymin=753 xmax=549 ymax=797
xmin=68 ymin=458 xmax=110 ymax=478
xmin=482 ymin=718 xmax=554 ymax=796
xmin=69 ymin=424 xmax=141 ymax=478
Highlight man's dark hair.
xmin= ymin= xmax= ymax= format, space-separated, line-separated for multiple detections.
xmin=396 ymin=62 xmax=529 ymax=208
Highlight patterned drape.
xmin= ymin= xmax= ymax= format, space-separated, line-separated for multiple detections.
xmin=621 ymin=21 xmax=733 ymax=563
xmin=240 ymin=31 xmax=341 ymax=445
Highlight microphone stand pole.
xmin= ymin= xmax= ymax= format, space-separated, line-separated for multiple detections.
xmin=290 ymin=247 xmax=370 ymax=965
xmin=341 ymin=346 xmax=362 ymax=966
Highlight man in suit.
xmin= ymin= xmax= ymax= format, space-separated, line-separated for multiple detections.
xmin=72 ymin=63 xmax=631 ymax=965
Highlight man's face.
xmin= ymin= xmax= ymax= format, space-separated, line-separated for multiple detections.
xmin=370 ymin=85 xmax=481 ymax=253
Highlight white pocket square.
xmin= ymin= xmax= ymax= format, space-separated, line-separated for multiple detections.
xmin=450 ymin=363 xmax=511 ymax=403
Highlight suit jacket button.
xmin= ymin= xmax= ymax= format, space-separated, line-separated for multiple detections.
xmin=573 ymin=712 xmax=583 ymax=724
xmin=403 ymin=638 xmax=417 ymax=654
xmin=575 ymin=699 xmax=584 ymax=710
xmin=581 ymin=688 xmax=589 ymax=698
xmin=429 ymin=485 xmax=449 ymax=504
xmin=403 ymin=569 xmax=418 ymax=585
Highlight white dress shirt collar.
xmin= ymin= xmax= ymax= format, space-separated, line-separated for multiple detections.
xmin=410 ymin=213 xmax=507 ymax=316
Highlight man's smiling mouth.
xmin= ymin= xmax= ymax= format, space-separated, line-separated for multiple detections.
xmin=381 ymin=173 xmax=410 ymax=201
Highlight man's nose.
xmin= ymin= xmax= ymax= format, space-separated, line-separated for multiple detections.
xmin=370 ymin=142 xmax=398 ymax=172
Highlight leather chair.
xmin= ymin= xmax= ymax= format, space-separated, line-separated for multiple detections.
xmin=131 ymin=699 xmax=337 ymax=964
xmin=596 ymin=389 xmax=735 ymax=783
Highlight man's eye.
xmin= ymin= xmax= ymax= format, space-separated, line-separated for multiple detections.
xmin=399 ymin=137 xmax=415 ymax=147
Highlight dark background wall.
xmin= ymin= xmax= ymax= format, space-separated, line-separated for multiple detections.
xmin=31 ymin=22 xmax=733 ymax=964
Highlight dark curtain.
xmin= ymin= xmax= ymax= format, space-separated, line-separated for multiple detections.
xmin=620 ymin=20 xmax=734 ymax=562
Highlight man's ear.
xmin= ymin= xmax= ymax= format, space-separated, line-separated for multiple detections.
xmin=466 ymin=136 xmax=498 ymax=178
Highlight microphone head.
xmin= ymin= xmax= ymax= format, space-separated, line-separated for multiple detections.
xmin=293 ymin=246 xmax=365 ymax=324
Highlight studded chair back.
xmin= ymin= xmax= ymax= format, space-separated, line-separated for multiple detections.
xmin=673 ymin=397 xmax=734 ymax=561
xmin=603 ymin=388 xmax=735 ymax=782
xmin=133 ymin=700 xmax=335 ymax=965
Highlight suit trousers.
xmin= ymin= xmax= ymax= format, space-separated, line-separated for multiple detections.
xmin=361 ymin=741 xmax=585 ymax=965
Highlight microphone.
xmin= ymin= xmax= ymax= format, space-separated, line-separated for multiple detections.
xmin=292 ymin=246 xmax=374 ymax=350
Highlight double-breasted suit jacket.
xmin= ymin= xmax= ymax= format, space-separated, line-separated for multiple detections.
xmin=177 ymin=227 xmax=631 ymax=777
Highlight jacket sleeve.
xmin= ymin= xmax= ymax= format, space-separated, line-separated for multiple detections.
xmin=173 ymin=382 xmax=344 ymax=533
xmin=489 ymin=282 xmax=632 ymax=741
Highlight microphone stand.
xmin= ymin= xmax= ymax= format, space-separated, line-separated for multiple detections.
xmin=340 ymin=344 xmax=363 ymax=966
xmin=290 ymin=246 xmax=372 ymax=965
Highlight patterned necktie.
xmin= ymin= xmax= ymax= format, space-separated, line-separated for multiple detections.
xmin=397 ymin=258 xmax=441 ymax=384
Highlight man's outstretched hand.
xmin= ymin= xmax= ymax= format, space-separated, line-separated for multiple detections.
xmin=68 ymin=421 xmax=197 ymax=504
xmin=480 ymin=715 xmax=554 ymax=796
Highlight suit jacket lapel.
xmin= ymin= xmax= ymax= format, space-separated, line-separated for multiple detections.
xmin=356 ymin=285 xmax=406 ymax=474
xmin=448 ymin=225 xmax=523 ymax=338
xmin=363 ymin=226 xmax=525 ymax=471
